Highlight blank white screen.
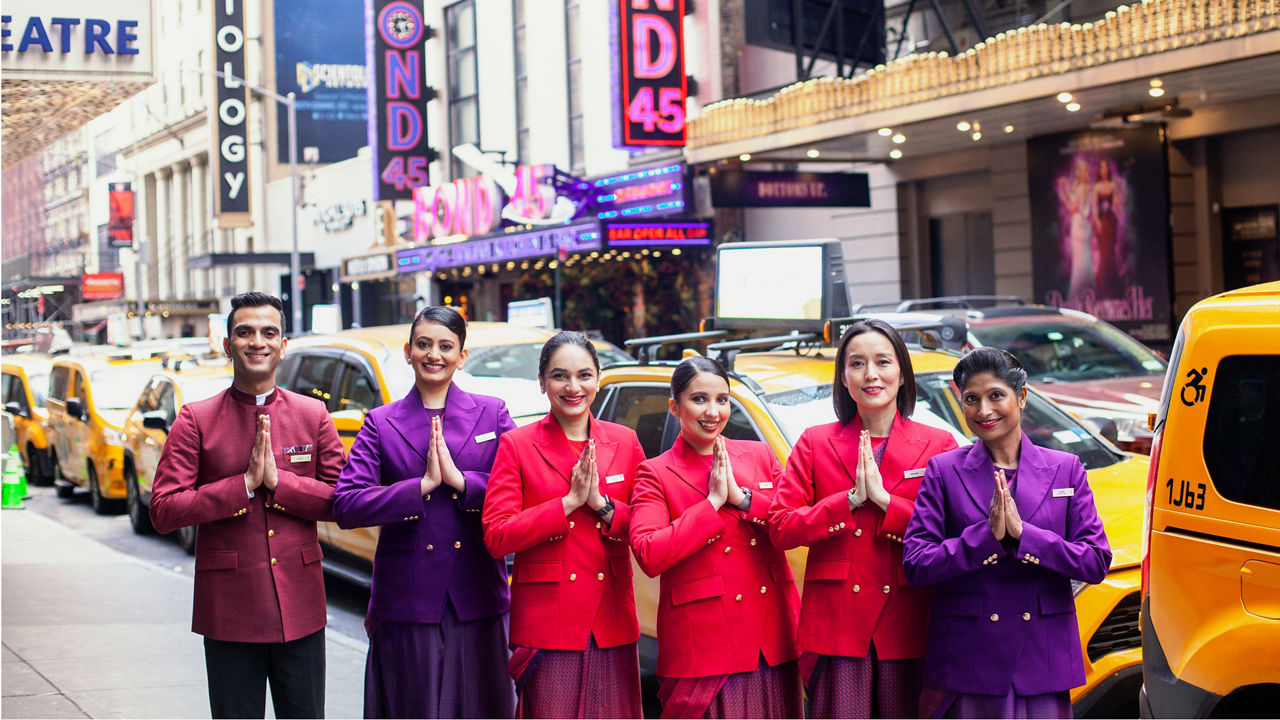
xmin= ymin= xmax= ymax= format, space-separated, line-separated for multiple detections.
xmin=717 ymin=245 xmax=823 ymax=319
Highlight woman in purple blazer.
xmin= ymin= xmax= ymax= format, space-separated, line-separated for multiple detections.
xmin=903 ymin=348 xmax=1111 ymax=719
xmin=333 ymin=306 xmax=517 ymax=719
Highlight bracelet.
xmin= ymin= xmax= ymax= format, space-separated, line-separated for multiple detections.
xmin=734 ymin=487 xmax=753 ymax=511
xmin=594 ymin=498 xmax=615 ymax=518
xmin=848 ymin=488 xmax=864 ymax=509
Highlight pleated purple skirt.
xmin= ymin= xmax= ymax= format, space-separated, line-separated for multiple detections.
xmin=658 ymin=655 xmax=802 ymax=719
xmin=922 ymin=686 xmax=1072 ymax=719
xmin=363 ymin=603 xmax=515 ymax=719
xmin=805 ymin=648 xmax=925 ymax=719
xmin=512 ymin=637 xmax=642 ymax=719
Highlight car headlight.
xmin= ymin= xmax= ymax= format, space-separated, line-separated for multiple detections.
xmin=103 ymin=428 xmax=126 ymax=445
xmin=1071 ymin=579 xmax=1088 ymax=596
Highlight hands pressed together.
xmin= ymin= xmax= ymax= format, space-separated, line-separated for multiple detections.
xmin=987 ymin=468 xmax=1024 ymax=541
xmin=562 ymin=439 xmax=614 ymax=522
xmin=421 ymin=415 xmax=466 ymax=497
xmin=706 ymin=436 xmax=748 ymax=510
xmin=245 ymin=415 xmax=279 ymax=493
xmin=848 ymin=430 xmax=891 ymax=512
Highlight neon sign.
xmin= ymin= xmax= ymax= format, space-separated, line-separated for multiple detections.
xmin=366 ymin=0 xmax=432 ymax=200
xmin=593 ymin=163 xmax=687 ymax=219
xmin=397 ymin=221 xmax=601 ymax=272
xmin=605 ymin=221 xmax=710 ymax=246
xmin=412 ymin=164 xmax=556 ymax=243
xmin=615 ymin=0 xmax=686 ymax=147
xmin=213 ymin=0 xmax=250 ymax=227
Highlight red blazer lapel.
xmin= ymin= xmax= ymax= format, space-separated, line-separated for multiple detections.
xmin=826 ymin=417 xmax=863 ymax=490
xmin=880 ymin=414 xmax=931 ymax=494
xmin=588 ymin=416 xmax=623 ymax=486
xmin=666 ymin=435 xmax=711 ymax=497
xmin=533 ymin=413 xmax=578 ymax=485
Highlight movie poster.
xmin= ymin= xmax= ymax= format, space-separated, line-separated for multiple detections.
xmin=1026 ymin=127 xmax=1172 ymax=341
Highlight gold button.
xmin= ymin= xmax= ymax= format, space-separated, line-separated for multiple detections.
xmin=426 ymin=544 xmax=434 ymax=551
xmin=270 ymin=558 xmax=277 ymax=566
xmin=828 ymin=526 xmax=834 ymax=533
xmin=569 ymin=521 xmax=575 ymax=529
xmin=596 ymin=572 xmax=604 ymax=581
xmin=749 ymin=538 xmax=757 ymax=546
xmin=453 ymin=540 xmax=461 ymax=548
xmin=735 ymin=594 xmax=743 ymax=602
xmin=854 ymin=528 xmax=863 ymax=536
xmin=707 ymin=539 xmax=714 ymax=544
xmin=724 ymin=546 xmax=732 ymax=554
xmin=990 ymin=613 xmax=999 ymax=622
xmin=425 ymin=494 xmax=431 ymax=501
xmin=882 ymin=585 xmax=891 ymax=594
xmin=267 ymin=529 xmax=274 ymax=538
xmin=839 ymin=522 xmax=846 ymax=529
xmin=852 ymin=584 xmax=860 ymax=593
xmin=760 ymin=586 xmax=767 ymax=593
xmin=569 ymin=573 xmax=577 ymax=581
xmin=452 ymin=492 xmax=458 ymax=500
xmin=595 ymin=521 xmax=602 ymax=529
xmin=1022 ymin=612 xmax=1031 ymax=621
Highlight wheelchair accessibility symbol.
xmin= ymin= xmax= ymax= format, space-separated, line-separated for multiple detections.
xmin=1180 ymin=367 xmax=1209 ymax=407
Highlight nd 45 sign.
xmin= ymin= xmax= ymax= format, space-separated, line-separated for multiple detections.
xmin=628 ymin=87 xmax=684 ymax=135
xmin=617 ymin=0 xmax=686 ymax=147
xmin=381 ymin=156 xmax=429 ymax=193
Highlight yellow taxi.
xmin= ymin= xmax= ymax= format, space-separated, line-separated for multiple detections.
xmin=1140 ymin=281 xmax=1280 ymax=717
xmin=594 ymin=333 xmax=1149 ymax=715
xmin=278 ymin=323 xmax=631 ymax=580
xmin=121 ymin=363 xmax=235 ymax=553
xmin=2 ymin=354 xmax=54 ymax=485
xmin=45 ymin=356 xmax=161 ymax=513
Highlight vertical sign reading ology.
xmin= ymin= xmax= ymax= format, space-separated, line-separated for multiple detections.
xmin=616 ymin=0 xmax=686 ymax=147
xmin=366 ymin=0 xmax=431 ymax=201
xmin=213 ymin=0 xmax=251 ymax=227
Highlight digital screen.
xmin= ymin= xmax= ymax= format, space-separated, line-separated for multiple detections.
xmin=717 ymin=245 xmax=824 ymax=320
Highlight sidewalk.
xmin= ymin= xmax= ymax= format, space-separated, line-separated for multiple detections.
xmin=2 ymin=510 xmax=367 ymax=719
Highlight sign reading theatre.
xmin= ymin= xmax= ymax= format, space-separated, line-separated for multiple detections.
xmin=615 ymin=0 xmax=686 ymax=147
xmin=366 ymin=0 xmax=432 ymax=201
xmin=212 ymin=0 xmax=251 ymax=227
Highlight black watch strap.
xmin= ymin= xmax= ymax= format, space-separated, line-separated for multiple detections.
xmin=594 ymin=498 xmax=615 ymax=518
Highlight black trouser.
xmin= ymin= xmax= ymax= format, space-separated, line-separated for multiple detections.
xmin=204 ymin=629 xmax=326 ymax=719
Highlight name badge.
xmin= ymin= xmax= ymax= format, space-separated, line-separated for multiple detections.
xmin=904 ymin=468 xmax=927 ymax=479
xmin=474 ymin=431 xmax=496 ymax=443
xmin=1053 ymin=487 xmax=1075 ymax=498
xmin=605 ymin=474 xmax=626 ymax=484
xmin=758 ymin=481 xmax=774 ymax=489
xmin=290 ymin=453 xmax=312 ymax=463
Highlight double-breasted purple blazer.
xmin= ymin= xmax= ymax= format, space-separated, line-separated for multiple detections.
xmin=902 ymin=433 xmax=1112 ymax=696
xmin=332 ymin=384 xmax=516 ymax=628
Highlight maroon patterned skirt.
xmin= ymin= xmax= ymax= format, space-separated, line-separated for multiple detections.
xmin=657 ymin=655 xmax=802 ymax=719
xmin=921 ymin=686 xmax=1072 ymax=719
xmin=803 ymin=646 xmax=925 ymax=719
xmin=510 ymin=637 xmax=642 ymax=718
xmin=363 ymin=602 xmax=515 ymax=719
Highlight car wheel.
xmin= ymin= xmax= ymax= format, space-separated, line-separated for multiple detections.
xmin=25 ymin=444 xmax=52 ymax=486
xmin=176 ymin=524 xmax=196 ymax=555
xmin=52 ymin=455 xmax=76 ymax=499
xmin=88 ymin=463 xmax=124 ymax=515
xmin=125 ymin=464 xmax=154 ymax=535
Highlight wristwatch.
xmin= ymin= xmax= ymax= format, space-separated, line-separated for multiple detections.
xmin=848 ymin=488 xmax=865 ymax=509
xmin=734 ymin=487 xmax=753 ymax=511
xmin=594 ymin=497 xmax=615 ymax=518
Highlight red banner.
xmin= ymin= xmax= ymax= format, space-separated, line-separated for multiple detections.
xmin=107 ymin=182 xmax=135 ymax=248
xmin=83 ymin=273 xmax=125 ymax=300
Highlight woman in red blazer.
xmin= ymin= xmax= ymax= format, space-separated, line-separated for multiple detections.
xmin=630 ymin=356 xmax=802 ymax=719
xmin=768 ymin=319 xmax=959 ymax=718
xmin=481 ymin=331 xmax=647 ymax=718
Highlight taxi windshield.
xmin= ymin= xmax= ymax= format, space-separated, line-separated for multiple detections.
xmin=90 ymin=368 xmax=155 ymax=410
xmin=181 ymin=376 xmax=233 ymax=404
xmin=970 ymin=320 xmax=1166 ymax=382
xmin=760 ymin=383 xmax=968 ymax=448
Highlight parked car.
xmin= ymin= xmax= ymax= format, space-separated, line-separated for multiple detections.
xmin=2 ymin=354 xmax=54 ymax=484
xmin=595 ymin=331 xmax=1148 ymax=716
xmin=1140 ymin=281 xmax=1280 ymax=717
xmin=121 ymin=363 xmax=235 ymax=553
xmin=44 ymin=356 xmax=161 ymax=513
xmin=854 ymin=296 xmax=1168 ymax=453
xmin=277 ymin=322 xmax=632 ymax=582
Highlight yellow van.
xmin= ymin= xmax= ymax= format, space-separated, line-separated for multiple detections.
xmin=3 ymin=355 xmax=54 ymax=484
xmin=1140 ymin=280 xmax=1280 ymax=717
xmin=45 ymin=357 xmax=159 ymax=514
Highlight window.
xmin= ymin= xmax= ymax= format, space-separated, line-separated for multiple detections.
xmin=49 ymin=367 xmax=70 ymax=401
xmin=513 ymin=0 xmax=529 ymax=164
xmin=2 ymin=374 xmax=28 ymax=414
xmin=98 ymin=224 xmax=121 ymax=272
xmin=338 ymin=364 xmax=379 ymax=413
xmin=291 ymin=355 xmax=342 ymax=409
xmin=446 ymin=0 xmax=480 ymax=179
xmin=1204 ymin=355 xmax=1280 ymax=511
xmin=606 ymin=385 xmax=671 ymax=459
xmin=158 ymin=384 xmax=178 ymax=425
xmin=564 ymin=0 xmax=583 ymax=170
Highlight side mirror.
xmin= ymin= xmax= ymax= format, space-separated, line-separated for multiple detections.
xmin=4 ymin=400 xmax=27 ymax=419
xmin=141 ymin=413 xmax=170 ymax=432
xmin=1081 ymin=417 xmax=1119 ymax=447
xmin=65 ymin=397 xmax=86 ymax=420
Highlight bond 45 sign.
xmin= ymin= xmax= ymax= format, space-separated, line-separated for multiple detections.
xmin=213 ymin=0 xmax=250 ymax=226
xmin=366 ymin=0 xmax=432 ymax=201
xmin=615 ymin=0 xmax=686 ymax=147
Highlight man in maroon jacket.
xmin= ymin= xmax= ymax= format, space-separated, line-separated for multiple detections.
xmin=150 ymin=292 xmax=343 ymax=718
